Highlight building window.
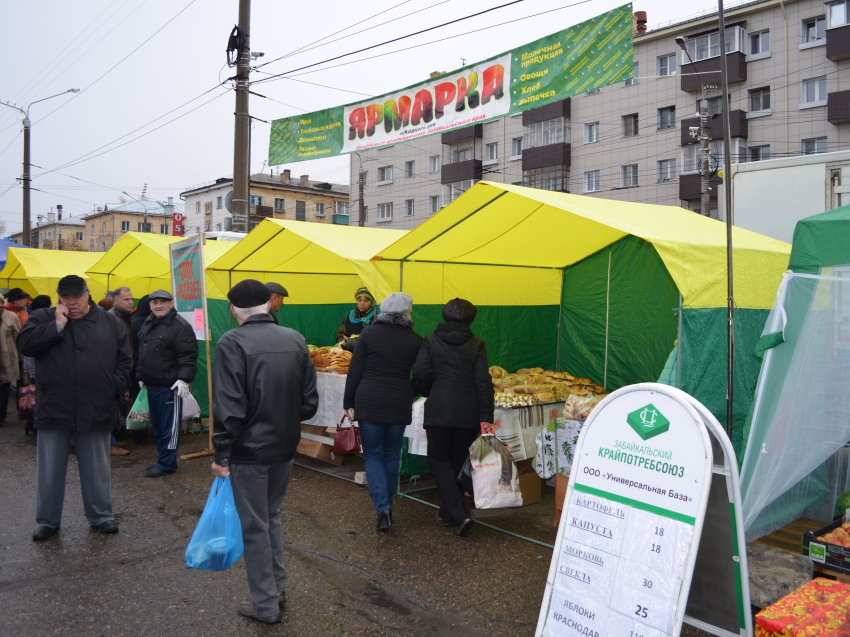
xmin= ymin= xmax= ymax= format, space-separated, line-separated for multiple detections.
xmin=511 ymin=137 xmax=523 ymax=158
xmin=749 ymin=145 xmax=771 ymax=161
xmin=428 ymin=155 xmax=441 ymax=172
xmin=484 ymin=142 xmax=498 ymax=163
xmin=404 ymin=160 xmax=415 ymax=178
xmin=216 ymin=223 xmax=222 ymax=231
xmin=802 ymin=137 xmax=828 ymax=155
xmin=830 ymin=1 xmax=850 ymax=27
xmin=584 ymin=122 xmax=600 ymax=143
xmin=442 ymin=180 xmax=473 ymax=205
xmin=138 ymin=222 xmax=152 ymax=232
xmin=429 ymin=195 xmax=441 ymax=214
xmin=657 ymin=107 xmax=675 ymax=130
xmin=583 ymin=171 xmax=601 ymax=193
xmin=681 ymin=26 xmax=745 ymax=63
xmin=295 ymin=200 xmax=306 ymax=221
xmin=698 ymin=96 xmax=726 ymax=116
xmin=195 ymin=201 xmax=201 ymax=214
xmin=801 ymin=76 xmax=827 ymax=106
xmin=316 ymin=202 xmax=325 ymax=217
xmin=620 ymin=164 xmax=639 ymax=188
xmin=657 ymin=159 xmax=677 ymax=182
xmin=624 ymin=61 xmax=639 ymax=86
xmin=657 ymin=54 xmax=676 ymax=77
xmin=359 ymin=170 xmax=368 ymax=186
xmin=102 ymin=242 xmax=107 ymax=251
xmin=274 ymin=198 xmax=285 ymax=212
xmin=121 ymin=221 xmax=130 ymax=232
xmin=749 ymin=30 xmax=770 ymax=55
xmin=404 ymin=199 xmax=414 ymax=216
xmin=91 ymin=224 xmax=95 ymax=236
xmin=102 ymin=221 xmax=106 ymax=232
xmin=750 ymin=87 xmax=771 ymax=112
xmin=75 ymin=232 xmax=83 ymax=241
xmin=204 ymin=202 xmax=212 ymax=215
xmin=682 ymin=139 xmax=747 ymax=172
xmin=216 ymin=196 xmax=223 ymax=209
xmin=523 ymin=116 xmax=568 ymax=149
xmin=160 ymin=224 xmax=168 ymax=234
xmin=622 ymin=114 xmax=639 ymax=137
xmin=453 ymin=147 xmax=472 ymax=162
xmin=377 ymin=166 xmax=393 ymax=184
xmin=362 ymin=206 xmax=368 ymax=223
xmin=249 ymin=195 xmax=263 ymax=207
xmin=523 ymin=166 xmax=569 ymax=192
xmin=803 ymin=16 xmax=826 ymax=43
xmin=336 ymin=202 xmax=350 ymax=215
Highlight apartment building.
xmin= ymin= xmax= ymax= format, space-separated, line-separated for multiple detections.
xmin=180 ymin=171 xmax=350 ymax=233
xmin=9 ymin=206 xmax=87 ymax=250
xmin=83 ymin=199 xmax=180 ymax=252
xmin=349 ymin=0 xmax=850 ymax=228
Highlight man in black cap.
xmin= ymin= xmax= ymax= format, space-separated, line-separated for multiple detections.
xmin=17 ymin=274 xmax=132 ymax=541
xmin=211 ymin=279 xmax=318 ymax=625
xmin=265 ymin=282 xmax=288 ymax=324
xmin=5 ymin=287 xmax=31 ymax=327
xmin=136 ymin=289 xmax=198 ymax=477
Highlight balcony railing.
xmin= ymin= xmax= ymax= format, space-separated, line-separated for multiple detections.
xmin=680 ymin=52 xmax=746 ymax=92
xmin=827 ymin=24 xmax=850 ymax=61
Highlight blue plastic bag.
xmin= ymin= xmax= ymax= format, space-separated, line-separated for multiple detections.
xmin=185 ymin=477 xmax=244 ymax=571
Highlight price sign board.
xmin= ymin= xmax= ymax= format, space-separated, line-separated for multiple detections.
xmin=169 ymin=233 xmax=208 ymax=341
xmin=536 ymin=384 xmax=714 ymax=637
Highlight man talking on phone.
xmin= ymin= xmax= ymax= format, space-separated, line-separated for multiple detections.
xmin=17 ymin=275 xmax=132 ymax=541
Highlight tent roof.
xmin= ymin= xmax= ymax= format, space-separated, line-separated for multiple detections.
xmin=0 ymin=247 xmax=105 ymax=299
xmin=208 ymin=219 xmax=407 ymax=276
xmin=788 ymin=203 xmax=850 ymax=273
xmin=374 ymin=182 xmax=791 ymax=309
xmin=0 ymin=239 xmax=32 ymax=272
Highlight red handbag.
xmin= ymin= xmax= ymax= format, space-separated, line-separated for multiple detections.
xmin=333 ymin=415 xmax=361 ymax=454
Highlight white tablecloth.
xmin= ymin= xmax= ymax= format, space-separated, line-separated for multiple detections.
xmin=302 ymin=371 xmax=347 ymax=428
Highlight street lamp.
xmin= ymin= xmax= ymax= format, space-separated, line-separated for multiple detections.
xmin=0 ymin=88 xmax=79 ymax=246
xmin=122 ymin=191 xmax=152 ymax=233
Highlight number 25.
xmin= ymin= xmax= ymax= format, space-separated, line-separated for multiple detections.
xmin=635 ymin=605 xmax=648 ymax=619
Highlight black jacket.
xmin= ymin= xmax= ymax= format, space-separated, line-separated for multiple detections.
xmin=212 ymin=314 xmax=318 ymax=465
xmin=343 ymin=313 xmax=423 ymax=426
xmin=129 ymin=297 xmax=151 ymax=400
xmin=413 ymin=322 xmax=494 ymax=429
xmin=17 ymin=301 xmax=133 ymax=432
xmin=136 ymin=308 xmax=198 ymax=388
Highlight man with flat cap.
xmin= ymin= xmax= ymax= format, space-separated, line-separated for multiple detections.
xmin=17 ymin=275 xmax=132 ymax=540
xmin=211 ymin=279 xmax=317 ymax=624
xmin=136 ymin=289 xmax=198 ymax=477
xmin=265 ymin=282 xmax=288 ymax=324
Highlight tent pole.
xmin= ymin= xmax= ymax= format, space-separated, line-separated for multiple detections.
xmin=556 ymin=268 xmax=565 ymax=372
xmin=604 ymin=251 xmax=612 ymax=391
xmin=676 ymin=293 xmax=683 ymax=389
xmin=399 ymin=260 xmax=404 ymax=292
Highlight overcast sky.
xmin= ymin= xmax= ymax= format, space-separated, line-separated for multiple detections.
xmin=0 ymin=0 xmax=740 ymax=233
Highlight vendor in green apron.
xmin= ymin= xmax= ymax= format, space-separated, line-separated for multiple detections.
xmin=336 ymin=287 xmax=378 ymax=344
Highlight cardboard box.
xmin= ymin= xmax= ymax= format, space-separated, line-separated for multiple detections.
xmin=803 ymin=517 xmax=850 ymax=575
xmin=297 ymin=424 xmax=343 ymax=466
xmin=554 ymin=473 xmax=569 ymax=527
xmin=515 ymin=459 xmax=541 ymax=506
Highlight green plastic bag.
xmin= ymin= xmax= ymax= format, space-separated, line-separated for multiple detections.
xmin=126 ymin=388 xmax=151 ymax=430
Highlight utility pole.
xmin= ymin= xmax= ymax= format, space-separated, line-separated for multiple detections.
xmin=232 ymin=0 xmax=251 ymax=233
xmin=699 ymin=98 xmax=711 ymax=218
xmin=358 ymin=172 xmax=365 ymax=227
xmin=22 ymin=119 xmax=31 ymax=246
xmin=718 ymin=0 xmax=736 ymax=437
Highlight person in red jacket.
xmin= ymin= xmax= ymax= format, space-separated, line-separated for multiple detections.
xmin=5 ymin=288 xmax=30 ymax=326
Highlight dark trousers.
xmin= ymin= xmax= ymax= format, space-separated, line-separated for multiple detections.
xmin=148 ymin=388 xmax=181 ymax=473
xmin=358 ymin=422 xmax=405 ymax=514
xmin=0 ymin=382 xmax=10 ymax=424
xmin=230 ymin=461 xmax=294 ymax=617
xmin=426 ymin=427 xmax=479 ymax=525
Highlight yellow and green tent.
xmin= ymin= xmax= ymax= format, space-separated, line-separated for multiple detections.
xmin=206 ymin=219 xmax=407 ymax=346
xmin=0 ymin=248 xmax=106 ymax=300
xmin=359 ymin=182 xmax=791 ymax=452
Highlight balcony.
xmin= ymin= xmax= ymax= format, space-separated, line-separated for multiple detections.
xmin=522 ymin=143 xmax=571 ymax=171
xmin=679 ymin=173 xmax=722 ymax=200
xmin=680 ymin=109 xmax=748 ymax=145
xmin=680 ymin=52 xmax=746 ymax=92
xmin=251 ymin=205 xmax=273 ymax=219
xmin=441 ymin=159 xmax=483 ymax=185
xmin=827 ymin=24 xmax=850 ymax=61
xmin=332 ymin=214 xmax=350 ymax=225
xmin=522 ymin=98 xmax=571 ymax=126
xmin=441 ymin=124 xmax=483 ymax=144
xmin=828 ymin=90 xmax=850 ymax=124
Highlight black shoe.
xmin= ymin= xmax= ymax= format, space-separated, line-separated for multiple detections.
xmin=238 ymin=601 xmax=281 ymax=624
xmin=456 ymin=518 xmax=473 ymax=536
xmin=435 ymin=512 xmax=453 ymax=527
xmin=278 ymin=592 xmax=286 ymax=606
xmin=376 ymin=509 xmax=392 ymax=532
xmin=387 ymin=508 xmax=393 ymax=526
xmin=144 ymin=466 xmax=172 ymax=478
xmin=91 ymin=520 xmax=119 ymax=534
xmin=146 ymin=464 xmax=157 ymax=471
xmin=32 ymin=525 xmax=58 ymax=541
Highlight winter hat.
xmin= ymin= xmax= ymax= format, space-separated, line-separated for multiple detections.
xmin=31 ymin=295 xmax=52 ymax=310
xmin=228 ymin=279 xmax=271 ymax=308
xmin=381 ymin=292 xmax=413 ymax=315
xmin=6 ymin=287 xmax=29 ymax=302
xmin=354 ymin=287 xmax=374 ymax=303
xmin=56 ymin=276 xmax=88 ymax=296
xmin=442 ymin=298 xmax=477 ymax=324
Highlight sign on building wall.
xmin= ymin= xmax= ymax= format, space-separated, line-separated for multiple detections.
xmin=268 ymin=4 xmax=634 ymax=165
xmin=172 ymin=212 xmax=184 ymax=237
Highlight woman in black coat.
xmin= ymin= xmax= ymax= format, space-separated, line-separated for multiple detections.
xmin=343 ymin=292 xmax=422 ymax=532
xmin=413 ymin=298 xmax=494 ymax=535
